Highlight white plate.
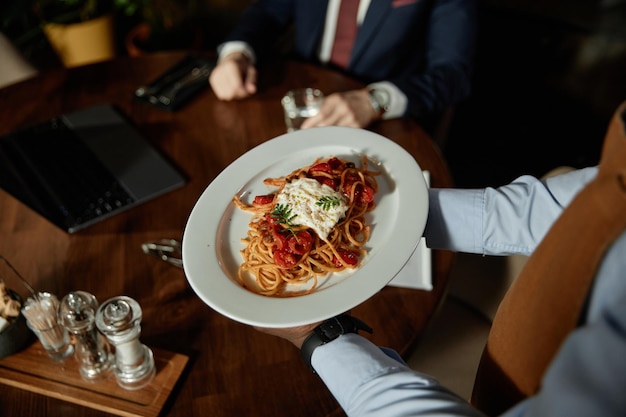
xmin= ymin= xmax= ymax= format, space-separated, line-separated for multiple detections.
xmin=182 ymin=126 xmax=428 ymax=328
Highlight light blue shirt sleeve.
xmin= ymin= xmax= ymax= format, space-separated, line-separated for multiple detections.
xmin=310 ymin=167 xmax=626 ymax=416
xmin=424 ymin=167 xmax=598 ymax=255
xmin=313 ymin=333 xmax=486 ymax=417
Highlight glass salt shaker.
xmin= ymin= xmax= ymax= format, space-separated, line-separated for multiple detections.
xmin=59 ymin=291 xmax=113 ymax=381
xmin=95 ymin=296 xmax=156 ymax=390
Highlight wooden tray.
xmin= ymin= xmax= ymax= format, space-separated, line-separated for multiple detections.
xmin=0 ymin=340 xmax=188 ymax=417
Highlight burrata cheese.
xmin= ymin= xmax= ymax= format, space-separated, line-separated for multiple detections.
xmin=275 ymin=178 xmax=348 ymax=240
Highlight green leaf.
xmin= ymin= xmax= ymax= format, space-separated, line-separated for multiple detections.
xmin=316 ymin=196 xmax=341 ymax=211
xmin=271 ymin=204 xmax=298 ymax=227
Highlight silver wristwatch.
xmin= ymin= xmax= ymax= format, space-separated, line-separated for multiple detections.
xmin=368 ymin=88 xmax=390 ymax=116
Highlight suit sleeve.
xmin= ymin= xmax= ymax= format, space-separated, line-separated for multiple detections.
xmin=393 ymin=0 xmax=478 ymax=120
xmin=222 ymin=0 xmax=295 ymax=66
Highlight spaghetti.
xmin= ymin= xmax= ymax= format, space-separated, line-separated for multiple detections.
xmin=233 ymin=156 xmax=380 ymax=297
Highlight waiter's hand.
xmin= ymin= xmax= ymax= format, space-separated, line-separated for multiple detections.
xmin=254 ymin=322 xmax=320 ymax=349
xmin=209 ymin=51 xmax=257 ymax=100
xmin=301 ymin=88 xmax=380 ymax=129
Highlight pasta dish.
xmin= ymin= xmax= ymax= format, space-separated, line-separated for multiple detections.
xmin=233 ymin=156 xmax=379 ymax=297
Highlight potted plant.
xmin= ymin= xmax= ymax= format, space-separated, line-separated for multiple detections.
xmin=1 ymin=0 xmax=205 ymax=68
xmin=1 ymin=0 xmax=120 ymax=68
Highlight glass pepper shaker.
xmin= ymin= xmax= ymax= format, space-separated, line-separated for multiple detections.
xmin=95 ymin=296 xmax=156 ymax=390
xmin=59 ymin=291 xmax=113 ymax=381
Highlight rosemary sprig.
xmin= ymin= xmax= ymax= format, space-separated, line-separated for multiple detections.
xmin=316 ymin=195 xmax=341 ymax=210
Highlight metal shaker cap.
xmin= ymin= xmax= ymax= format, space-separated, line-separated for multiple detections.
xmin=58 ymin=291 xmax=98 ymax=333
xmin=95 ymin=296 xmax=142 ymax=335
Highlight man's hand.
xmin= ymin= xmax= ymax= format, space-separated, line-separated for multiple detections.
xmin=300 ymin=88 xmax=380 ymax=129
xmin=209 ymin=51 xmax=258 ymax=101
xmin=254 ymin=322 xmax=321 ymax=349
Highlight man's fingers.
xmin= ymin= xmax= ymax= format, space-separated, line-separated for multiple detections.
xmin=209 ymin=56 xmax=257 ymax=100
xmin=244 ymin=66 xmax=258 ymax=95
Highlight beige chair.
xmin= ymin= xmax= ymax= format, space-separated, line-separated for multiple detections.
xmin=407 ymin=253 xmax=524 ymax=399
xmin=0 ymin=33 xmax=38 ymax=89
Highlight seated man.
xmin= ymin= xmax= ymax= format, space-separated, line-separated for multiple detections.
xmin=209 ymin=0 xmax=477 ymax=133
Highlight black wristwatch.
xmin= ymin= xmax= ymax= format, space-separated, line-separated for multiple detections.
xmin=367 ymin=87 xmax=390 ymax=117
xmin=300 ymin=314 xmax=373 ymax=372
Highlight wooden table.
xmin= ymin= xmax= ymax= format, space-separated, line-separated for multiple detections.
xmin=0 ymin=51 xmax=454 ymax=417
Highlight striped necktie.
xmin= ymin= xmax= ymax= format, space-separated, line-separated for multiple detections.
xmin=329 ymin=0 xmax=360 ymax=69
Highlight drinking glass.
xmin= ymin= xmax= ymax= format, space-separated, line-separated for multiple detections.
xmin=281 ymin=88 xmax=324 ymax=132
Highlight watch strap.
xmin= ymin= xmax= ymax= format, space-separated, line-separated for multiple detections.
xmin=300 ymin=314 xmax=373 ymax=372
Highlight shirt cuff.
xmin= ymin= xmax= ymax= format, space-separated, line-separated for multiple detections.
xmin=216 ymin=41 xmax=257 ymax=65
xmin=311 ymin=333 xmax=444 ymax=414
xmin=312 ymin=335 xmax=412 ymax=394
xmin=366 ymin=81 xmax=407 ymax=119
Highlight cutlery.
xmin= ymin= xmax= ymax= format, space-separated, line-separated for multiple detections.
xmin=157 ymin=64 xmax=212 ymax=106
xmin=141 ymin=239 xmax=183 ymax=268
xmin=134 ymin=65 xmax=195 ymax=99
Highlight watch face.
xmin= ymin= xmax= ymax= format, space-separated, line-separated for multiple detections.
xmin=319 ymin=319 xmax=344 ymax=341
xmin=372 ymin=89 xmax=390 ymax=111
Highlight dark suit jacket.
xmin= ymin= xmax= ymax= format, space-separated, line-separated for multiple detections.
xmin=224 ymin=0 xmax=477 ymax=123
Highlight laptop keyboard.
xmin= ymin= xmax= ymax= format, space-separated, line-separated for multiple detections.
xmin=0 ymin=118 xmax=135 ymax=229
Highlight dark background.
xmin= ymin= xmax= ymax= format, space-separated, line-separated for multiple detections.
xmin=445 ymin=0 xmax=626 ymax=187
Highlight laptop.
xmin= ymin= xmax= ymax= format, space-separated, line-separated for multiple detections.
xmin=0 ymin=103 xmax=187 ymax=233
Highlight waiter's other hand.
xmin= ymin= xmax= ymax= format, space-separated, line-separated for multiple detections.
xmin=253 ymin=322 xmax=321 ymax=349
xmin=300 ymin=88 xmax=379 ymax=129
xmin=209 ymin=51 xmax=257 ymax=101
